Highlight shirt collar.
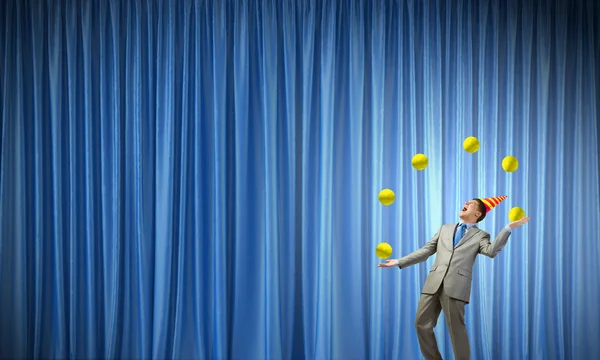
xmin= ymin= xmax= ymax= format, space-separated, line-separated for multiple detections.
xmin=459 ymin=222 xmax=477 ymax=229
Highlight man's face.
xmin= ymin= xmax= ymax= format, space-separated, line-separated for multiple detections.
xmin=459 ymin=199 xmax=482 ymax=220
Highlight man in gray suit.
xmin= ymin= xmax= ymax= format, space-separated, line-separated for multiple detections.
xmin=378 ymin=196 xmax=530 ymax=360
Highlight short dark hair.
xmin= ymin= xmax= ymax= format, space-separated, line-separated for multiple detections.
xmin=473 ymin=199 xmax=487 ymax=222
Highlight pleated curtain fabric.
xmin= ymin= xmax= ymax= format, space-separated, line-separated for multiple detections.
xmin=1 ymin=0 xmax=599 ymax=359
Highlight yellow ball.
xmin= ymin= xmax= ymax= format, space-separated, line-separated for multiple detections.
xmin=463 ymin=136 xmax=480 ymax=153
xmin=502 ymin=155 xmax=519 ymax=172
xmin=508 ymin=207 xmax=525 ymax=221
xmin=378 ymin=188 xmax=395 ymax=206
xmin=412 ymin=153 xmax=428 ymax=170
xmin=376 ymin=242 xmax=393 ymax=259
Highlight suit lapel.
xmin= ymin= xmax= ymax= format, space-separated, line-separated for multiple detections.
xmin=445 ymin=225 xmax=456 ymax=250
xmin=454 ymin=226 xmax=479 ymax=249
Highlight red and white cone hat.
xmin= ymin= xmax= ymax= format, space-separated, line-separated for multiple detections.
xmin=479 ymin=196 xmax=508 ymax=213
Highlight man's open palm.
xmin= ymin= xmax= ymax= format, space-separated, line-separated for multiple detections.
xmin=508 ymin=216 xmax=531 ymax=229
xmin=377 ymin=259 xmax=399 ymax=268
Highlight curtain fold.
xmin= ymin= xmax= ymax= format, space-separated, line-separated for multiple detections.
xmin=1 ymin=0 xmax=600 ymax=359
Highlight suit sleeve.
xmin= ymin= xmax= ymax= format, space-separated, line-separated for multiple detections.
xmin=397 ymin=227 xmax=442 ymax=269
xmin=478 ymin=228 xmax=512 ymax=258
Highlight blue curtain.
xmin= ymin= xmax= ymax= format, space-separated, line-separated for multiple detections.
xmin=1 ymin=0 xmax=599 ymax=359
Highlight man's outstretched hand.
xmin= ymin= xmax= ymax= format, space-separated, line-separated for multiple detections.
xmin=377 ymin=259 xmax=399 ymax=268
xmin=508 ymin=216 xmax=531 ymax=229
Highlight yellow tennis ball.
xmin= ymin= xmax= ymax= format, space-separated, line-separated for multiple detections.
xmin=502 ymin=155 xmax=519 ymax=172
xmin=463 ymin=136 xmax=480 ymax=153
xmin=376 ymin=242 xmax=393 ymax=259
xmin=378 ymin=188 xmax=395 ymax=206
xmin=508 ymin=207 xmax=525 ymax=221
xmin=412 ymin=153 xmax=428 ymax=170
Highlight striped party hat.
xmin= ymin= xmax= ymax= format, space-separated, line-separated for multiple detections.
xmin=479 ymin=196 xmax=508 ymax=213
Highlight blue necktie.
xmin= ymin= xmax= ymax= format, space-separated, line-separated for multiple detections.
xmin=454 ymin=224 xmax=467 ymax=247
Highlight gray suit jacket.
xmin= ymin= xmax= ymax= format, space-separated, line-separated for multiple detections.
xmin=397 ymin=223 xmax=512 ymax=303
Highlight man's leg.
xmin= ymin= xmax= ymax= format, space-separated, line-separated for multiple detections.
xmin=414 ymin=291 xmax=443 ymax=360
xmin=440 ymin=289 xmax=470 ymax=360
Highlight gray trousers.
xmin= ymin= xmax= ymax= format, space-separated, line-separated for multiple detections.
xmin=414 ymin=283 xmax=470 ymax=360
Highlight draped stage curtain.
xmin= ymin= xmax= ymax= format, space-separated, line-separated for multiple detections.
xmin=1 ymin=0 xmax=600 ymax=359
